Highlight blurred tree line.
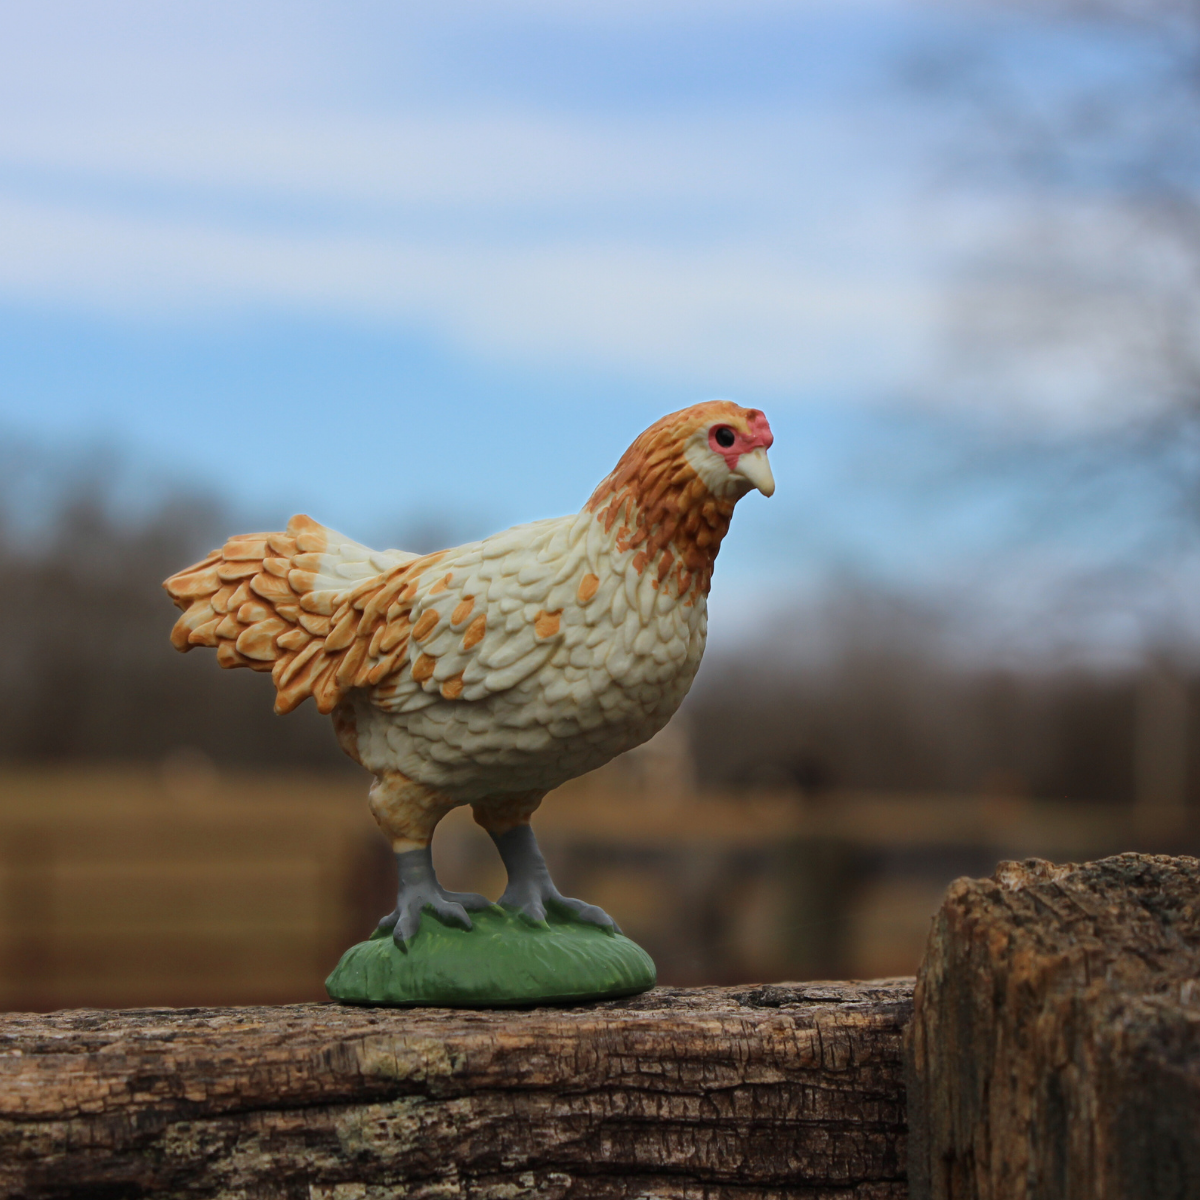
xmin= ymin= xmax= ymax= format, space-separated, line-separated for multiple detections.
xmin=0 ymin=443 xmax=1193 ymax=809
xmin=690 ymin=597 xmax=1197 ymax=807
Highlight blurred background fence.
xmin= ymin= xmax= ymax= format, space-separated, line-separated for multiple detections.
xmin=2 ymin=728 xmax=1193 ymax=1008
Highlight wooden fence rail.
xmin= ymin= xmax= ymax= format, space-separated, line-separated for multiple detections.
xmin=0 ymin=982 xmax=911 ymax=1199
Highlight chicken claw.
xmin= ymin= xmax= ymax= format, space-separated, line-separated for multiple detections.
xmin=379 ymin=847 xmax=495 ymax=948
xmin=490 ymin=824 xmax=620 ymax=932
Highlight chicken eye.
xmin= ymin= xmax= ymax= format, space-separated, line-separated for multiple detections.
xmin=713 ymin=426 xmax=736 ymax=449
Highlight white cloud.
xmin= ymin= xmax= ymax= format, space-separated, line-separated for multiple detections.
xmin=0 ymin=1 xmax=943 ymax=402
xmin=440 ymin=0 xmax=903 ymax=24
xmin=0 ymin=191 xmax=934 ymax=395
xmin=0 ymin=112 xmax=828 ymax=209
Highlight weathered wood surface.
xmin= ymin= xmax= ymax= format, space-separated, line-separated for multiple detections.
xmin=0 ymin=981 xmax=912 ymax=1200
xmin=906 ymin=853 xmax=1200 ymax=1200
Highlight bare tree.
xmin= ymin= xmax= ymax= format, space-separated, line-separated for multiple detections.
xmin=921 ymin=1 xmax=1200 ymax=538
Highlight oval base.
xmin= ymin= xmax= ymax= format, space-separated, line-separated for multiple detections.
xmin=325 ymin=904 xmax=657 ymax=1007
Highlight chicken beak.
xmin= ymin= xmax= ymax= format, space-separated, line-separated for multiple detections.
xmin=736 ymin=447 xmax=775 ymax=497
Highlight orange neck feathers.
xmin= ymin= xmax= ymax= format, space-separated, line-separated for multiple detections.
xmin=586 ymin=403 xmax=741 ymax=599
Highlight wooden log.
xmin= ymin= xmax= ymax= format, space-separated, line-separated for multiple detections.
xmin=906 ymin=853 xmax=1200 ymax=1200
xmin=0 ymin=981 xmax=912 ymax=1199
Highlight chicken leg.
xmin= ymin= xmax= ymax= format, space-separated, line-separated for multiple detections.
xmin=367 ymin=769 xmax=493 ymax=946
xmin=473 ymin=794 xmax=618 ymax=930
xmin=376 ymin=846 xmax=495 ymax=946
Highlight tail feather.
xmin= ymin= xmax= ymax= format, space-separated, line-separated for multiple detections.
xmin=164 ymin=514 xmax=338 ymax=700
xmin=163 ymin=513 xmax=430 ymax=715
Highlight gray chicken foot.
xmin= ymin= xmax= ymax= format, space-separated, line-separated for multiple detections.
xmin=376 ymin=846 xmax=495 ymax=948
xmin=489 ymin=823 xmax=619 ymax=932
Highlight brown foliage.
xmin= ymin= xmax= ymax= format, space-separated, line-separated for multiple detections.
xmin=687 ymin=591 xmax=1183 ymax=807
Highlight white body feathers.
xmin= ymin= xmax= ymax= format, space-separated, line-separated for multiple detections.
xmin=330 ymin=507 xmax=707 ymax=801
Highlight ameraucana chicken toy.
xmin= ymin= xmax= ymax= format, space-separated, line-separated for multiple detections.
xmin=165 ymin=401 xmax=774 ymax=1004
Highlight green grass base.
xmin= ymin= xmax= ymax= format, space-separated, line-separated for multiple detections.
xmin=325 ymin=904 xmax=657 ymax=1007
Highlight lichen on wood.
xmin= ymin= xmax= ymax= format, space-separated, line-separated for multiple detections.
xmin=0 ymin=981 xmax=912 ymax=1199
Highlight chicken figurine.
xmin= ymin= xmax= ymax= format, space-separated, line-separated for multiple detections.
xmin=165 ymin=401 xmax=774 ymax=1003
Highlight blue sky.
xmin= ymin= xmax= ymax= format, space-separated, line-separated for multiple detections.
xmin=0 ymin=0 xmax=1184 ymax=658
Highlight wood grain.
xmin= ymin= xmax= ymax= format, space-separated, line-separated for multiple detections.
xmin=906 ymin=853 xmax=1200 ymax=1200
xmin=0 ymin=981 xmax=912 ymax=1199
